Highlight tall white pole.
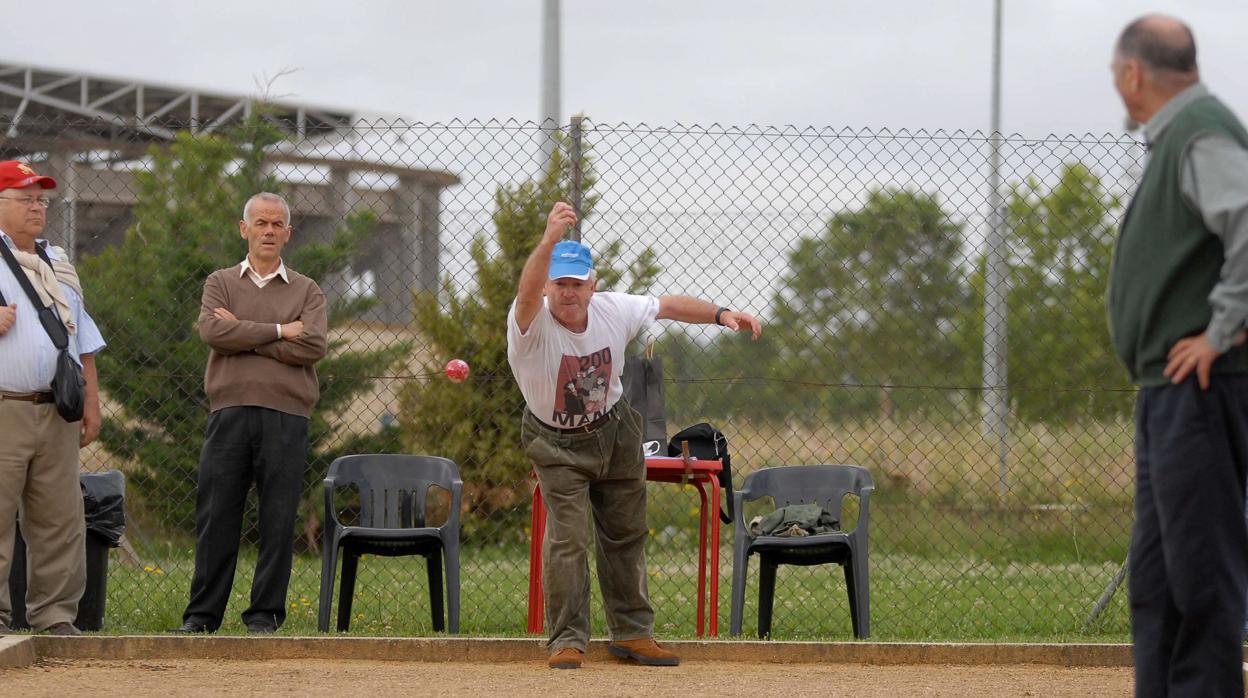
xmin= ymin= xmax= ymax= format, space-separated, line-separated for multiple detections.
xmin=541 ymin=0 xmax=561 ymax=166
xmin=981 ymin=0 xmax=1009 ymax=496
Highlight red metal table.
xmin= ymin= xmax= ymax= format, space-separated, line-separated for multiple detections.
xmin=527 ymin=456 xmax=723 ymax=637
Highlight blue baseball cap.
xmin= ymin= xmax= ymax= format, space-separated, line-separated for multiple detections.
xmin=549 ymin=240 xmax=593 ymax=280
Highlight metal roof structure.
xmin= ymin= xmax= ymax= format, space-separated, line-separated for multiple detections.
xmin=0 ymin=62 xmax=459 ymax=187
xmin=0 ymin=61 xmax=354 ymax=149
xmin=0 ymin=62 xmax=460 ymax=324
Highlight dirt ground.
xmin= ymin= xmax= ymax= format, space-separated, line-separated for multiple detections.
xmin=1 ymin=658 xmax=1132 ymax=697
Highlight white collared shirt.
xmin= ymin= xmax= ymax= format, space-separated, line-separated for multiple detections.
xmin=0 ymin=231 xmax=107 ymax=392
xmin=239 ymin=257 xmax=289 ymax=289
xmin=238 ymin=257 xmax=288 ymax=340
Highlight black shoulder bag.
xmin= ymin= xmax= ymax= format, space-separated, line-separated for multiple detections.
xmin=668 ymin=422 xmax=735 ymax=524
xmin=0 ymin=241 xmax=86 ymax=422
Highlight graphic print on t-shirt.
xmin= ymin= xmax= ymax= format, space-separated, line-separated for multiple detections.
xmin=552 ymin=347 xmax=612 ymax=426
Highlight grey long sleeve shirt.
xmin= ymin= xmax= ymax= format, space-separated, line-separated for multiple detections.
xmin=1144 ymin=83 xmax=1248 ymax=353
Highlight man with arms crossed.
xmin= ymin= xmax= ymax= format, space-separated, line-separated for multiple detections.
xmin=509 ymin=201 xmax=761 ymax=669
xmin=176 ymin=192 xmax=327 ymax=634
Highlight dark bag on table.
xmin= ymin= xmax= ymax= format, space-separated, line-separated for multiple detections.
xmin=668 ymin=422 xmax=735 ymax=524
xmin=0 ymin=241 xmax=86 ymax=422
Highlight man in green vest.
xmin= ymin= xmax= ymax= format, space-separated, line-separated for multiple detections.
xmin=1108 ymin=14 xmax=1248 ymax=697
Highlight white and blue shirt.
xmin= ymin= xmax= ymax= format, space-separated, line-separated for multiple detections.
xmin=0 ymin=231 xmax=107 ymax=392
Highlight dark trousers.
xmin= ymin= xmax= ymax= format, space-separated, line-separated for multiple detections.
xmin=1130 ymin=375 xmax=1248 ymax=697
xmin=183 ymin=406 xmax=308 ymax=630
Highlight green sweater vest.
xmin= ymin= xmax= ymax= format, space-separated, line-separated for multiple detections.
xmin=1107 ymin=95 xmax=1248 ymax=385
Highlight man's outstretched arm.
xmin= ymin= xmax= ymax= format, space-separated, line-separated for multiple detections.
xmin=657 ymin=295 xmax=762 ymax=340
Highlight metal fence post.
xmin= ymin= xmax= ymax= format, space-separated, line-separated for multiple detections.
xmin=541 ymin=0 xmax=561 ymax=168
xmin=981 ymin=0 xmax=1010 ymax=497
xmin=569 ymin=114 xmax=583 ymax=242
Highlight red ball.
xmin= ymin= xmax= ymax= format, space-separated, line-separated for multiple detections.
xmin=444 ymin=359 xmax=470 ymax=383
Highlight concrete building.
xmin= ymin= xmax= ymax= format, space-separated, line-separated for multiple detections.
xmin=0 ymin=62 xmax=459 ymax=324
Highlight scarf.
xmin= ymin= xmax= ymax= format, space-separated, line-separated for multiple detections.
xmin=9 ymin=244 xmax=79 ymax=335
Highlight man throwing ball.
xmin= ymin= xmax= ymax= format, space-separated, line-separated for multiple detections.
xmin=508 ymin=201 xmax=761 ymax=669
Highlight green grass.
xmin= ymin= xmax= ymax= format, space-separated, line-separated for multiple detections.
xmin=79 ymin=416 xmax=1137 ymax=642
xmin=97 ymin=497 xmax=1131 ymax=642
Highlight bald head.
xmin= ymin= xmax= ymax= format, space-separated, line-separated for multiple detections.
xmin=1116 ymin=14 xmax=1198 ymax=81
xmin=1111 ymin=14 xmax=1201 ymax=126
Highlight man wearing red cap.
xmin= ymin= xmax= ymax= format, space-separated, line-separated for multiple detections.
xmin=0 ymin=161 xmax=106 ymax=636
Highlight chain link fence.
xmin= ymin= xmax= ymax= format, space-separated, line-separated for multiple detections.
xmin=11 ymin=114 xmax=1143 ymax=639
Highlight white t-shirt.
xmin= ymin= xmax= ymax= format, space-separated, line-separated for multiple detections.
xmin=507 ymin=291 xmax=660 ymax=429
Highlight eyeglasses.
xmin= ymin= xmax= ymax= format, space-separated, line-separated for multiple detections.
xmin=0 ymin=195 xmax=52 ymax=208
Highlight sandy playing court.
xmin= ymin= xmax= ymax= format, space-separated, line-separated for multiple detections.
xmin=2 ymin=658 xmax=1131 ymax=697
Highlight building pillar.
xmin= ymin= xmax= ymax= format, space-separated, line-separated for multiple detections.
xmin=415 ymin=183 xmax=442 ymax=298
xmin=43 ymin=149 xmax=78 ymax=259
xmin=320 ymin=165 xmax=355 ymax=305
xmin=375 ymin=176 xmax=421 ymax=325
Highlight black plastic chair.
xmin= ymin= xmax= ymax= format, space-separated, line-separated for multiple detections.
xmin=318 ymin=454 xmax=462 ymax=633
xmin=729 ymin=464 xmax=874 ymax=639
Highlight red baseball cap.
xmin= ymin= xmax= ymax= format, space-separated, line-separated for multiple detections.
xmin=0 ymin=161 xmax=56 ymax=191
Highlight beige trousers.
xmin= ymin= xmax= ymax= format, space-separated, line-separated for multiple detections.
xmin=0 ymin=398 xmax=85 ymax=630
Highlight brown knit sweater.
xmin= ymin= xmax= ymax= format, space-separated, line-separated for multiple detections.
xmin=198 ymin=264 xmax=328 ymax=417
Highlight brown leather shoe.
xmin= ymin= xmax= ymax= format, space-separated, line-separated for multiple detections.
xmin=548 ymin=647 xmax=584 ymax=670
xmin=607 ymin=638 xmax=680 ymax=666
xmin=43 ymin=622 xmax=81 ymax=636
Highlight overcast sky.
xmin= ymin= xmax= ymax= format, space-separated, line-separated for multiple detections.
xmin=10 ymin=0 xmax=1248 ymax=137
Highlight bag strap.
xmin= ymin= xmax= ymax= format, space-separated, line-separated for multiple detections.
xmin=33 ymin=242 xmax=55 ymax=268
xmin=0 ymin=238 xmax=69 ymax=350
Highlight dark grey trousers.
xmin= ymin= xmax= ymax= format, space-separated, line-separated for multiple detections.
xmin=1130 ymin=375 xmax=1248 ymax=697
xmin=182 ymin=406 xmax=308 ymax=630
xmin=522 ymin=401 xmax=654 ymax=651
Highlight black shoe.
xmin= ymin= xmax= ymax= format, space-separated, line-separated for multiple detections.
xmin=245 ymin=622 xmax=277 ymax=634
xmin=173 ymin=621 xmax=213 ymax=634
xmin=43 ymin=622 xmax=81 ymax=636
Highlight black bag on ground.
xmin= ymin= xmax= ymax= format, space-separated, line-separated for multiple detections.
xmin=0 ymin=241 xmax=85 ymax=422
xmin=622 ymin=351 xmax=667 ymax=446
xmin=81 ymin=470 xmax=126 ymax=547
xmin=668 ymin=422 xmax=735 ymax=524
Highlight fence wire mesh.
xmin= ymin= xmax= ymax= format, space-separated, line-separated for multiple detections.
xmin=10 ymin=113 xmax=1143 ymax=639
